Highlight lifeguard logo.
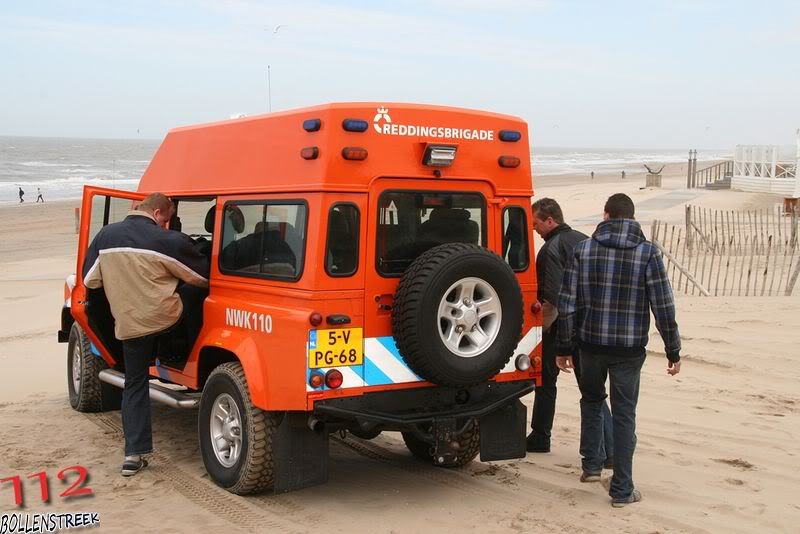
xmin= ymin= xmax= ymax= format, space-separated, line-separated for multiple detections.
xmin=372 ymin=107 xmax=494 ymax=141
xmin=373 ymin=107 xmax=392 ymax=133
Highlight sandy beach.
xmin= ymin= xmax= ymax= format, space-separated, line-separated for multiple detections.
xmin=1 ymin=167 xmax=798 ymax=533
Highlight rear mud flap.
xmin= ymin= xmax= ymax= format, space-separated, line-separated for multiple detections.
xmin=478 ymin=399 xmax=526 ymax=462
xmin=273 ymin=414 xmax=329 ymax=493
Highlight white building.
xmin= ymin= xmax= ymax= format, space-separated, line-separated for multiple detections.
xmin=731 ymin=134 xmax=799 ymax=198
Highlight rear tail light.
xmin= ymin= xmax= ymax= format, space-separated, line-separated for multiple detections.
xmin=498 ymin=155 xmax=521 ymax=168
xmin=309 ymin=372 xmax=325 ymax=389
xmin=342 ymin=147 xmax=368 ymax=160
xmin=309 ymin=312 xmax=323 ymax=326
xmin=325 ymin=369 xmax=343 ymax=389
xmin=515 ymin=354 xmax=531 ymax=371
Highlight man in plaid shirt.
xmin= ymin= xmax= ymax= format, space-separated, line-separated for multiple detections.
xmin=556 ymin=193 xmax=681 ymax=508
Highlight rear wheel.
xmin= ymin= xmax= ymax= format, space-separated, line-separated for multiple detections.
xmin=199 ymin=362 xmax=278 ymax=495
xmin=401 ymin=421 xmax=480 ymax=468
xmin=67 ymin=323 xmax=120 ymax=412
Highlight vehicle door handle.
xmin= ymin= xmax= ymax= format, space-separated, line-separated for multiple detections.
xmin=326 ymin=314 xmax=351 ymax=325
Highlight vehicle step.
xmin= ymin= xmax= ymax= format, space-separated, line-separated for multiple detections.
xmin=98 ymin=369 xmax=201 ymax=408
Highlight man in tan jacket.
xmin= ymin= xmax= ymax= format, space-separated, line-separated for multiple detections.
xmin=82 ymin=193 xmax=209 ymax=476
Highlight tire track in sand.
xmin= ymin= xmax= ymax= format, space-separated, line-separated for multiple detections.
xmin=84 ymin=412 xmax=309 ymax=534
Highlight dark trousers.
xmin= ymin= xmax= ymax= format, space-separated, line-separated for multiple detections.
xmin=121 ymin=335 xmax=155 ymax=456
xmin=119 ymin=288 xmax=206 ymax=455
xmin=578 ymin=348 xmax=645 ymax=499
xmin=530 ymin=329 xmax=614 ymax=459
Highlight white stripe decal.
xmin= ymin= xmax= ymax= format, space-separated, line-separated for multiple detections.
xmin=364 ymin=338 xmax=421 ymax=384
xmin=339 ymin=365 xmax=365 ymax=388
xmin=98 ymin=247 xmax=208 ymax=284
xmin=501 ymin=326 xmax=543 ymax=373
xmin=84 ymin=256 xmax=101 ymax=283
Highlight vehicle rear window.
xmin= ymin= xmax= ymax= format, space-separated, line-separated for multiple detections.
xmin=376 ymin=191 xmax=485 ymax=276
xmin=502 ymin=206 xmax=529 ymax=271
xmin=219 ymin=201 xmax=307 ymax=281
xmin=325 ymin=203 xmax=360 ymax=277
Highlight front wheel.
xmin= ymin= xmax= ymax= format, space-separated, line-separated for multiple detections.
xmin=67 ymin=323 xmax=120 ymax=412
xmin=198 ymin=362 xmax=278 ymax=495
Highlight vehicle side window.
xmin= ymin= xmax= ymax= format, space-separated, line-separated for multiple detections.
xmin=502 ymin=207 xmax=529 ymax=271
xmin=219 ymin=201 xmax=307 ymax=281
xmin=325 ymin=204 xmax=359 ymax=277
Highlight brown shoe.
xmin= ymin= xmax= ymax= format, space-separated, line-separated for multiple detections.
xmin=611 ymin=489 xmax=642 ymax=507
xmin=580 ymin=471 xmax=601 ymax=483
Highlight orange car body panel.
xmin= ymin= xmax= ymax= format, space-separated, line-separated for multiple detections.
xmin=71 ymin=103 xmax=542 ymax=412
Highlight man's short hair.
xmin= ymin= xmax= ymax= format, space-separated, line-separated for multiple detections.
xmin=604 ymin=193 xmax=635 ymax=219
xmin=532 ymin=198 xmax=564 ymax=224
xmin=138 ymin=193 xmax=173 ymax=214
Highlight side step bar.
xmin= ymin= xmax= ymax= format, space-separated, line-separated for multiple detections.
xmin=98 ymin=369 xmax=201 ymax=409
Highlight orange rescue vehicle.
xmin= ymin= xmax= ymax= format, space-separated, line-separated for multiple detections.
xmin=59 ymin=102 xmax=543 ymax=494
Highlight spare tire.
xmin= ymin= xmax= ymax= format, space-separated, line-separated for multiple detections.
xmin=392 ymin=243 xmax=523 ymax=386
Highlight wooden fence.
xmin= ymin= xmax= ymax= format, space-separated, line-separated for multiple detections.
xmin=651 ymin=205 xmax=800 ymax=296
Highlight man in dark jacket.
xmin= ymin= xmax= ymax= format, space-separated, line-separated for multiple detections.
xmin=556 ymin=193 xmax=681 ymax=507
xmin=82 ymin=193 xmax=209 ymax=477
xmin=527 ymin=199 xmax=613 ymax=459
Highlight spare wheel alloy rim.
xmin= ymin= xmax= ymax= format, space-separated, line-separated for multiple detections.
xmin=437 ymin=276 xmax=502 ymax=358
xmin=210 ymin=393 xmax=243 ymax=468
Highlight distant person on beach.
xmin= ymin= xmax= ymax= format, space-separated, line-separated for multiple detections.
xmin=590 ymin=171 xmax=595 ymax=180
xmin=621 ymin=170 xmax=626 ymax=180
xmin=18 ymin=187 xmax=24 ymax=203
xmin=527 ymin=198 xmax=614 ymax=461
xmin=556 ymin=193 xmax=681 ymax=507
xmin=82 ymin=193 xmax=209 ymax=477
xmin=36 ymin=188 xmax=44 ymax=203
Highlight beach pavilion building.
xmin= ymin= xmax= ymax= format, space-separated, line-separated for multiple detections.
xmin=731 ymin=134 xmax=800 ymax=201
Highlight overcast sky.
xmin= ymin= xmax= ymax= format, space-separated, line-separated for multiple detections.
xmin=1 ymin=0 xmax=798 ymax=148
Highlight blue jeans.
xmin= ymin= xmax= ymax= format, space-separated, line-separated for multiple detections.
xmin=531 ymin=330 xmax=614 ymax=460
xmin=578 ymin=348 xmax=645 ymax=500
xmin=121 ymin=335 xmax=155 ymax=456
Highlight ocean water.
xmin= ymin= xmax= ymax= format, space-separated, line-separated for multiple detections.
xmin=532 ymin=147 xmax=732 ymax=177
xmin=0 ymin=136 xmax=157 ymax=203
xmin=0 ymin=136 xmax=731 ymax=203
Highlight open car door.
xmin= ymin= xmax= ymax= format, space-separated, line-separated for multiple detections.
xmin=71 ymin=186 xmax=146 ymax=367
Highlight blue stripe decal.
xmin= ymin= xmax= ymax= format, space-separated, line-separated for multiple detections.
xmin=155 ymin=360 xmax=169 ymax=380
xmin=376 ymin=336 xmax=402 ymax=357
xmin=375 ymin=336 xmax=419 ymax=377
xmin=363 ymin=356 xmax=394 ymax=386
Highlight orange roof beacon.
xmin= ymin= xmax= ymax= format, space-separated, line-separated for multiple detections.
xmin=59 ymin=103 xmax=543 ymax=494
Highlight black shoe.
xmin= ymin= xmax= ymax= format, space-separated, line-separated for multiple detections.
xmin=121 ymin=457 xmax=148 ymax=477
xmin=526 ymin=432 xmax=550 ymax=453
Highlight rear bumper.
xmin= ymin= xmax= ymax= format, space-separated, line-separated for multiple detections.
xmin=315 ymin=379 xmax=533 ymax=462
xmin=313 ymin=379 xmax=533 ymax=428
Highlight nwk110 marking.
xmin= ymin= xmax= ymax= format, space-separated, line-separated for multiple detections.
xmin=225 ymin=308 xmax=273 ymax=333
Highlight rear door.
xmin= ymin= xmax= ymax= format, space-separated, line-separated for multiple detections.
xmin=71 ymin=186 xmax=146 ymax=365
xmin=362 ymin=178 xmax=497 ymax=387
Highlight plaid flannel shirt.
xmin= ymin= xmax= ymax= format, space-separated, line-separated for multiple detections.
xmin=556 ymin=219 xmax=681 ymax=362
